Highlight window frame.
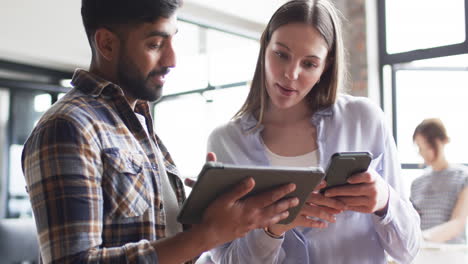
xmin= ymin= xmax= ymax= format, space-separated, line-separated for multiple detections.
xmin=0 ymin=61 xmax=72 ymax=218
xmin=0 ymin=19 xmax=257 ymax=218
xmin=377 ymin=0 xmax=468 ymax=169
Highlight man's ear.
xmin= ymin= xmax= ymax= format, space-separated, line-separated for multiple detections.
xmin=94 ymin=28 xmax=120 ymax=61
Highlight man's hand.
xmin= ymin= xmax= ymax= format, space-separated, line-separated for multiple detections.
xmin=194 ymin=152 xmax=299 ymax=246
xmin=323 ymin=169 xmax=389 ymax=216
xmin=267 ymin=180 xmax=346 ymax=236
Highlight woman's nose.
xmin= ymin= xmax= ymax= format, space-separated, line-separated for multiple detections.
xmin=284 ymin=63 xmax=300 ymax=80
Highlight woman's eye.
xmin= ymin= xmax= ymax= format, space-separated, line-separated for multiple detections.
xmin=275 ymin=51 xmax=288 ymax=59
xmin=303 ymin=61 xmax=317 ymax=68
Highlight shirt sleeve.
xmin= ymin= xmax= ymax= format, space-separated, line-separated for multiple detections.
xmin=210 ymin=229 xmax=285 ymax=263
xmin=22 ymin=117 xmax=159 ymax=264
xmin=371 ymin=118 xmax=422 ymax=264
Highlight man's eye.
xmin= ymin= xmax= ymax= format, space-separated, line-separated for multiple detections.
xmin=149 ymin=43 xmax=161 ymax=49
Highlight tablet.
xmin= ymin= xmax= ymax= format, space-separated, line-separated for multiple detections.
xmin=177 ymin=162 xmax=324 ymax=225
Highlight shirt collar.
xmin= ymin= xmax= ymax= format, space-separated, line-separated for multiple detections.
xmin=71 ymin=69 xmax=123 ymax=98
xmin=239 ymin=105 xmax=334 ymax=132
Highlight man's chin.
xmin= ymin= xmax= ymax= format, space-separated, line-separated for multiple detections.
xmin=138 ymin=86 xmax=163 ymax=102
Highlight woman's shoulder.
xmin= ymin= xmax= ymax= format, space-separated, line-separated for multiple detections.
xmin=447 ymin=165 xmax=468 ymax=181
xmin=330 ymin=94 xmax=385 ymax=129
xmin=335 ymin=94 xmax=383 ymax=116
xmin=209 ymin=119 xmax=240 ymax=138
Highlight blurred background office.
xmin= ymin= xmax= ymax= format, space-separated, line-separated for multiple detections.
xmin=0 ymin=0 xmax=467 ymax=263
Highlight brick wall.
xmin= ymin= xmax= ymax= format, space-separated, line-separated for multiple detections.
xmin=334 ymin=0 xmax=368 ymax=97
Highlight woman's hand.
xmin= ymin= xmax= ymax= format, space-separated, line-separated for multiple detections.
xmin=267 ymin=180 xmax=346 ymax=236
xmin=323 ymin=169 xmax=390 ymax=216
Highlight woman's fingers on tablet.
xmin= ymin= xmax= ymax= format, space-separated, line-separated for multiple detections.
xmin=206 ymin=152 xmax=217 ymax=162
xmin=302 ymin=204 xmax=337 ymax=223
xmin=308 ymin=192 xmax=346 ymax=211
xmin=184 ymin=178 xmax=196 ymax=188
xmin=298 ymin=215 xmax=328 ymax=228
xmin=314 ymin=180 xmax=327 ymax=192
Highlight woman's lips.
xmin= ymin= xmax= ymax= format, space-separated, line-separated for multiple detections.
xmin=276 ymin=83 xmax=297 ymax=96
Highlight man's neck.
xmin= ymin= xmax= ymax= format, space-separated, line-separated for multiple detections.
xmin=88 ymin=65 xmax=138 ymax=110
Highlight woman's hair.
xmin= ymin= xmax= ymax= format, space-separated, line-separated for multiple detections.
xmin=234 ymin=0 xmax=346 ymax=124
xmin=413 ymin=118 xmax=449 ymax=157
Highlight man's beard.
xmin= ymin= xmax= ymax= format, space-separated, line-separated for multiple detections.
xmin=116 ymin=51 xmax=169 ymax=102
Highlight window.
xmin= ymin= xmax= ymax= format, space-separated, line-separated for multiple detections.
xmin=8 ymin=90 xmax=55 ymax=217
xmin=154 ymin=86 xmax=249 ymax=190
xmin=385 ymin=0 xmax=465 ymax=54
xmin=154 ymin=22 xmax=259 ymax=194
xmin=163 ymin=21 xmax=209 ymax=96
xmin=207 ymin=29 xmax=258 ymax=86
xmin=378 ymin=0 xmax=468 ymax=193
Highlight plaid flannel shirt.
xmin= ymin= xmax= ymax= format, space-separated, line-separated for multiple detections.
xmin=22 ymin=69 xmax=192 ymax=263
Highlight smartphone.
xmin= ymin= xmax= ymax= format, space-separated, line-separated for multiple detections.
xmin=321 ymin=152 xmax=372 ymax=193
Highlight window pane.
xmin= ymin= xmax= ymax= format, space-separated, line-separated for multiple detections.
xmin=34 ymin=94 xmax=52 ymax=113
xmin=402 ymin=168 xmax=425 ymax=199
xmin=8 ymin=90 xmax=52 ymax=217
xmin=163 ymin=21 xmax=208 ymax=95
xmin=9 ymin=144 xmax=26 ymax=197
xmin=408 ymin=53 xmax=468 ymax=67
xmin=154 ymin=86 xmax=249 ymax=194
xmin=395 ymin=69 xmax=468 ymax=164
xmin=207 ymin=29 xmax=259 ymax=86
xmin=386 ymin=0 xmax=465 ymax=54
xmin=0 ymin=88 xmax=9 ymax=217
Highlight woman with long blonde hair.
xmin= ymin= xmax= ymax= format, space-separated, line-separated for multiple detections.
xmin=206 ymin=0 xmax=421 ymax=263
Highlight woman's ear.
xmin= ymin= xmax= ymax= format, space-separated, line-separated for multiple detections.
xmin=93 ymin=28 xmax=120 ymax=61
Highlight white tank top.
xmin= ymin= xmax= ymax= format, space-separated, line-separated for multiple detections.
xmin=264 ymin=145 xmax=319 ymax=167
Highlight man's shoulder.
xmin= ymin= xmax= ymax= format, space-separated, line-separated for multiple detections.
xmin=37 ymin=88 xmax=112 ymax=130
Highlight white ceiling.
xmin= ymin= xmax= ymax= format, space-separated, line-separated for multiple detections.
xmin=0 ymin=0 xmax=287 ymax=73
xmin=184 ymin=0 xmax=287 ymax=24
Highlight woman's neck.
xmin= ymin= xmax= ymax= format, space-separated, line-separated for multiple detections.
xmin=263 ymin=101 xmax=312 ymax=125
xmin=431 ymin=157 xmax=449 ymax=171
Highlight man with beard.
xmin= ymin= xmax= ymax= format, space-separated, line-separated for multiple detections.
xmin=21 ymin=0 xmax=299 ymax=263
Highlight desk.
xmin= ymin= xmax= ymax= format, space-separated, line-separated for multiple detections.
xmin=413 ymin=242 xmax=468 ymax=264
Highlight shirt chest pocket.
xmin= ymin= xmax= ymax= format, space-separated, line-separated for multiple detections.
xmin=102 ymin=149 xmax=152 ymax=218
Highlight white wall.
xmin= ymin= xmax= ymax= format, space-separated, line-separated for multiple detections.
xmin=0 ymin=0 xmax=286 ymax=72
xmin=0 ymin=0 xmax=91 ymax=71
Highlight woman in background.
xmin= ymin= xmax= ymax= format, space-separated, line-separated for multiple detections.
xmin=206 ymin=0 xmax=421 ymax=263
xmin=411 ymin=118 xmax=468 ymax=244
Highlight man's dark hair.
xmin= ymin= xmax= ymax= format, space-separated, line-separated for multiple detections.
xmin=81 ymin=0 xmax=182 ymax=45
